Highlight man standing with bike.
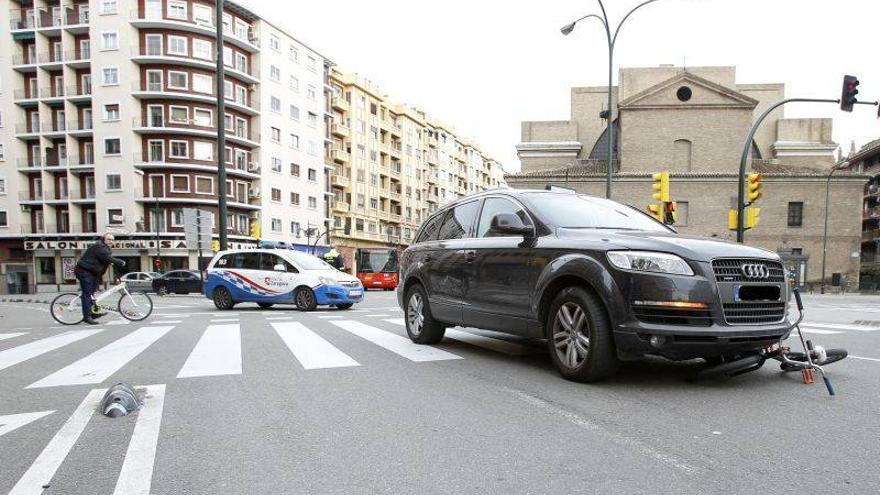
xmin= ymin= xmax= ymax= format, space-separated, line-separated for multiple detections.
xmin=74 ymin=232 xmax=126 ymax=325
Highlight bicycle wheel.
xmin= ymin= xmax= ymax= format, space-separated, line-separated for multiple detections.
xmin=780 ymin=349 xmax=848 ymax=371
xmin=51 ymin=293 xmax=85 ymax=325
xmin=118 ymin=292 xmax=153 ymax=321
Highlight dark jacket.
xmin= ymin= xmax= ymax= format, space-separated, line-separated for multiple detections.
xmin=76 ymin=241 xmax=125 ymax=277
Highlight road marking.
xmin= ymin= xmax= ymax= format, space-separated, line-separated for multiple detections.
xmin=383 ymin=319 xmax=531 ymax=356
xmin=113 ymin=384 xmax=165 ymax=495
xmin=177 ymin=325 xmax=242 ymax=378
xmin=796 ymin=327 xmax=843 ymax=335
xmin=209 ymin=318 xmax=239 ymax=323
xmin=365 ymin=313 xmax=391 ymax=317
xmin=802 ymin=322 xmax=879 ymax=331
xmin=0 ymin=332 xmax=28 ymax=342
xmin=331 ymin=320 xmax=462 ymax=362
xmin=105 ymin=320 xmax=130 ymax=326
xmin=0 ymin=411 xmax=54 ymax=438
xmin=317 ymin=315 xmax=343 ymax=319
xmin=272 ymin=322 xmax=359 ymax=370
xmin=9 ymin=388 xmax=105 ymax=495
xmin=157 ymin=320 xmax=183 ymax=324
xmin=850 ymin=355 xmax=880 ymax=363
xmin=28 ymin=326 xmax=174 ymax=388
xmin=0 ymin=330 xmax=102 ymax=372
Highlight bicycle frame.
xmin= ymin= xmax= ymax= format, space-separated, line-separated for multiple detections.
xmin=94 ymin=281 xmax=129 ymax=307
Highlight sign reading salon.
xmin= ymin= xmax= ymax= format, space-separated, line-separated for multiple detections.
xmin=24 ymin=239 xmax=256 ymax=251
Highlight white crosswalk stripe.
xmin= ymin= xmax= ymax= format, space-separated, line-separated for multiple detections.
xmin=272 ymin=321 xmax=359 ymax=370
xmin=331 ymin=320 xmax=462 ymax=362
xmin=9 ymin=388 xmax=105 ymax=495
xmin=801 ymin=322 xmax=880 ymax=332
xmin=113 ymin=384 xmax=166 ymax=495
xmin=177 ymin=325 xmax=242 ymax=378
xmin=795 ymin=327 xmax=842 ymax=335
xmin=0 ymin=411 xmax=54 ymax=438
xmin=28 ymin=326 xmax=175 ymax=388
xmin=0 ymin=332 xmax=28 ymax=342
xmin=384 ymin=319 xmax=533 ymax=356
xmin=0 ymin=330 xmax=102 ymax=372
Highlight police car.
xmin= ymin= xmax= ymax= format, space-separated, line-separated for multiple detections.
xmin=204 ymin=249 xmax=364 ymax=311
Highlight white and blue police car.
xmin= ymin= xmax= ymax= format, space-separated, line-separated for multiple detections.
xmin=204 ymin=249 xmax=364 ymax=311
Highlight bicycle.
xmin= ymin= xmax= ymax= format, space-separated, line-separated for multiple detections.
xmin=50 ymin=280 xmax=154 ymax=325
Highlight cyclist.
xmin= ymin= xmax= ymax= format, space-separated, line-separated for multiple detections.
xmin=74 ymin=232 xmax=126 ymax=325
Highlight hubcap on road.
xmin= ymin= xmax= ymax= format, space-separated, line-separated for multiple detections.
xmin=553 ymin=302 xmax=590 ymax=369
xmin=408 ymin=293 xmax=424 ymax=335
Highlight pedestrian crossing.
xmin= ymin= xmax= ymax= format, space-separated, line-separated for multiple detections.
xmin=794 ymin=320 xmax=880 ymax=336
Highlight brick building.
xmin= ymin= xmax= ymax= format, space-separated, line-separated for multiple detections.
xmin=507 ymin=65 xmax=867 ymax=290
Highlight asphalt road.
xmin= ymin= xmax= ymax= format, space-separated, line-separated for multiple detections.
xmin=1 ymin=291 xmax=879 ymax=494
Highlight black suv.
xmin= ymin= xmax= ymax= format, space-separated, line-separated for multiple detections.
xmin=397 ymin=188 xmax=791 ymax=382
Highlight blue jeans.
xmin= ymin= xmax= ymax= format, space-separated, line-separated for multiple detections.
xmin=75 ymin=271 xmax=97 ymax=321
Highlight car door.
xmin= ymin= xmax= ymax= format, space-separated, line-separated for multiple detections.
xmin=463 ymin=196 xmax=538 ymax=336
xmin=426 ymin=200 xmax=481 ymax=326
xmin=185 ymin=272 xmax=202 ymax=293
xmin=259 ymin=252 xmax=297 ymax=301
xmin=132 ymin=273 xmax=149 ymax=292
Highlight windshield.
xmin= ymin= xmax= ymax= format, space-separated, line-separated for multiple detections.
xmin=525 ymin=193 xmax=672 ymax=232
xmin=357 ymin=250 xmax=399 ymax=273
xmin=289 ymin=251 xmax=336 ymax=270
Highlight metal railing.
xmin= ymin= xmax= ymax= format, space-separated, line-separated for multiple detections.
xmin=66 ymin=85 xmax=92 ymax=97
xmin=20 ymin=191 xmax=44 ymax=201
xmin=128 ymin=9 xmax=260 ymax=47
xmin=16 ymin=157 xmax=42 ymax=169
xmin=15 ymin=122 xmax=41 ymax=134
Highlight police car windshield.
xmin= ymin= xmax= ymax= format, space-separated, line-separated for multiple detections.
xmin=289 ymin=252 xmax=335 ymax=270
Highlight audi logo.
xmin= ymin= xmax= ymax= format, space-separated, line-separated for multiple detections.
xmin=740 ymin=263 xmax=770 ymax=279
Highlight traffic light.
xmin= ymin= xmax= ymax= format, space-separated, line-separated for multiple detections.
xmin=728 ymin=209 xmax=738 ymax=230
xmin=249 ymin=220 xmax=261 ymax=239
xmin=646 ymin=204 xmax=663 ymax=222
xmin=745 ymin=207 xmax=760 ymax=229
xmin=747 ymin=173 xmax=763 ymax=204
xmin=652 ymin=172 xmax=670 ymax=203
xmin=153 ymin=258 xmax=161 ymax=270
xmin=212 ymin=240 xmax=220 ymax=253
xmin=664 ymin=201 xmax=676 ymax=225
xmin=841 ymin=75 xmax=859 ymax=112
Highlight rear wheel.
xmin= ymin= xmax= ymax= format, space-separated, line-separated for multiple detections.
xmin=257 ymin=302 xmax=274 ymax=309
xmin=780 ymin=348 xmax=847 ymax=371
xmin=156 ymin=286 xmax=168 ymax=297
xmin=404 ymin=284 xmax=445 ymax=344
xmin=546 ymin=286 xmax=619 ymax=382
xmin=50 ymin=293 xmax=84 ymax=325
xmin=294 ymin=287 xmax=317 ymax=311
xmin=213 ymin=287 xmax=235 ymax=310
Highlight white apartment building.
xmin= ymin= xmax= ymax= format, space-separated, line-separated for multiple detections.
xmin=0 ymin=0 xmax=329 ymax=292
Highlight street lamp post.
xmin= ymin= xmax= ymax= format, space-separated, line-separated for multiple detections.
xmin=561 ymin=0 xmax=661 ymax=199
xmin=820 ymin=161 xmax=849 ymax=294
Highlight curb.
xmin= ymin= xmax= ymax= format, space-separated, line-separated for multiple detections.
xmin=0 ymin=297 xmax=53 ymax=304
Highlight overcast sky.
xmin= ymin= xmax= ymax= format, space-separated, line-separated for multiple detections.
xmin=238 ymin=0 xmax=880 ymax=173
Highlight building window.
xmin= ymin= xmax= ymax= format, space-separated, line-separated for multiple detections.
xmin=101 ymin=32 xmax=118 ymax=50
xmin=307 ymin=56 xmax=316 ymax=72
xmin=171 ymin=175 xmax=190 ymax=192
xmin=108 ymin=208 xmax=123 ymax=225
xmin=0 ymin=177 xmax=6 ymax=194
xmin=193 ymin=73 xmax=212 ymax=94
xmin=103 ymin=104 xmax=120 ymax=121
xmin=193 ymin=39 xmax=212 ymax=60
xmin=170 ymin=140 xmax=189 ymax=158
xmin=271 ymin=127 xmax=280 ymax=143
xmin=0 ymin=210 xmax=7 ymax=228
xmin=168 ymin=71 xmax=188 ymax=90
xmin=271 ymin=188 xmax=281 ymax=202
xmin=270 ymin=65 xmax=281 ymax=81
xmin=289 ymin=105 xmax=299 ymax=120
xmin=307 ymin=168 xmax=317 ymax=182
xmin=100 ymin=0 xmax=117 ymax=14
xmin=0 ymin=145 xmax=4 ymax=161
xmin=105 ymin=173 xmax=122 ymax=191
xmin=271 ymin=218 xmax=282 ymax=232
xmin=290 ymin=163 xmax=300 ymax=177
xmin=291 ymin=221 xmax=300 ymax=235
xmin=370 ymin=198 xmax=378 ymax=210
xmin=269 ymin=34 xmax=280 ymax=51
xmin=271 ymin=157 xmax=282 ymax=172
xmin=195 ymin=176 xmax=214 ymax=195
xmin=167 ymin=35 xmax=187 ymax=56
xmin=270 ymin=96 xmax=281 ymax=113
xmin=290 ymin=192 xmax=300 ymax=205
xmin=289 ymin=133 xmax=299 ymax=149
xmin=104 ymin=138 xmax=121 ymax=155
xmin=307 ymin=141 xmax=318 ymax=156
xmin=307 ymin=112 xmax=318 ymax=128
xmin=289 ymin=46 xmax=298 ymax=62
xmin=788 ymin=202 xmax=804 ymax=227
xmin=307 ymin=85 xmax=316 ymax=100
xmin=308 ymin=196 xmax=317 ymax=209
xmin=289 ymin=76 xmax=299 ymax=92
xmin=167 ymin=0 xmax=187 ymax=19
xmin=102 ymin=67 xmax=118 ymax=85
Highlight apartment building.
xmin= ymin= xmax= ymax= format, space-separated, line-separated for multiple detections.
xmin=326 ymin=68 xmax=505 ymax=265
xmin=0 ymin=0 xmax=329 ymax=292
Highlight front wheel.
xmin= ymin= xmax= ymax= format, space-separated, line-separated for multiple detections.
xmin=213 ymin=287 xmax=235 ymax=310
xmin=51 ymin=293 xmax=84 ymax=325
xmin=118 ymin=292 xmax=153 ymax=321
xmin=156 ymin=286 xmax=168 ymax=297
xmin=294 ymin=287 xmax=317 ymax=311
xmin=546 ymin=286 xmax=619 ymax=382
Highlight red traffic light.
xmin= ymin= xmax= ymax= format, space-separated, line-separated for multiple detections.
xmin=841 ymin=75 xmax=860 ymax=112
xmin=664 ymin=202 xmax=676 ymax=212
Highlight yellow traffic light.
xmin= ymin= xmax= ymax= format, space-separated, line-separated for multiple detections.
xmin=646 ymin=204 xmax=663 ymax=222
xmin=249 ymin=220 xmax=261 ymax=239
xmin=652 ymin=172 xmax=670 ymax=203
xmin=728 ymin=209 xmax=738 ymax=230
xmin=212 ymin=240 xmax=220 ymax=253
xmin=747 ymin=173 xmax=763 ymax=203
xmin=745 ymin=207 xmax=760 ymax=229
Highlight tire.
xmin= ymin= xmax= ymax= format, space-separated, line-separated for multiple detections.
xmin=156 ymin=286 xmax=168 ymax=297
xmin=336 ymin=303 xmax=354 ymax=310
xmin=50 ymin=292 xmax=84 ymax=325
xmin=404 ymin=284 xmax=445 ymax=344
xmin=118 ymin=292 xmax=153 ymax=321
xmin=780 ymin=348 xmax=847 ymax=371
xmin=257 ymin=302 xmax=274 ymax=309
xmin=213 ymin=286 xmax=235 ymax=310
xmin=294 ymin=287 xmax=318 ymax=311
xmin=545 ymin=286 xmax=619 ymax=382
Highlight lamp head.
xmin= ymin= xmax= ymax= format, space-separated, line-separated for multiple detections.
xmin=560 ymin=22 xmax=576 ymax=35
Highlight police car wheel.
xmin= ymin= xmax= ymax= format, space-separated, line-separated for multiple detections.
xmin=294 ymin=287 xmax=317 ymax=311
xmin=213 ymin=287 xmax=235 ymax=310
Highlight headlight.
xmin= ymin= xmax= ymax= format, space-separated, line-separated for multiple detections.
xmin=318 ymin=276 xmax=337 ymax=286
xmin=606 ymin=251 xmax=694 ymax=276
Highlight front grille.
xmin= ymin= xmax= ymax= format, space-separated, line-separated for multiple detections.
xmin=712 ymin=259 xmax=785 ymax=283
xmin=338 ymin=281 xmax=359 ymax=287
xmin=722 ymin=302 xmax=786 ymax=325
xmin=633 ymin=306 xmax=713 ymax=327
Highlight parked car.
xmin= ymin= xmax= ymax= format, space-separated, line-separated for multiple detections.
xmin=398 ymin=188 xmax=791 ymax=382
xmin=119 ymin=271 xmax=161 ymax=292
xmin=152 ymin=270 xmax=203 ymax=295
xmin=204 ymin=249 xmax=364 ymax=311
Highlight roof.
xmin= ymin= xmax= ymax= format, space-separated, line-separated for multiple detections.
xmin=846 ymin=138 xmax=880 ymax=164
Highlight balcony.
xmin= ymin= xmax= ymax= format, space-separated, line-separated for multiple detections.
xmin=863 ymin=229 xmax=880 ymax=242
xmin=131 ymin=81 xmax=260 ymax=116
xmin=71 ymin=189 xmax=97 ymax=202
xmin=63 ymin=50 xmax=91 ymax=68
xmin=66 ymin=85 xmax=92 ymax=101
xmin=44 ymin=156 xmax=71 ymax=172
xmin=130 ymin=46 xmax=260 ymax=84
xmin=333 ymin=201 xmax=350 ymax=213
xmin=16 ymin=158 xmax=43 ymax=172
xmin=15 ymin=122 xmax=41 ymax=137
xmin=11 ymin=53 xmax=38 ymax=71
xmin=20 ymin=191 xmax=44 ymax=202
xmin=67 ymin=120 xmax=94 ymax=136
xmin=129 ymin=9 xmax=260 ymax=53
xmin=331 ymin=96 xmax=350 ymax=113
xmin=330 ymin=123 xmax=350 ymax=138
xmin=331 ymin=174 xmax=351 ymax=188
xmin=331 ymin=149 xmax=350 ymax=164
xmin=41 ymin=121 xmax=67 ymax=137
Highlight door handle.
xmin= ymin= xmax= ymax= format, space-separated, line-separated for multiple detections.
xmin=424 ymin=255 xmax=433 ymax=263
xmin=464 ymin=250 xmax=476 ymax=262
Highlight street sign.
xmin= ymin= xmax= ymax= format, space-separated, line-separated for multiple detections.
xmin=182 ymin=208 xmax=215 ymax=281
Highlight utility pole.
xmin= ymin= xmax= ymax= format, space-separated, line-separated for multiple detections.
xmin=215 ymin=0 xmax=228 ymax=250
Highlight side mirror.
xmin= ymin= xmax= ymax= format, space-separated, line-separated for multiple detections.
xmin=491 ymin=213 xmax=534 ymax=237
xmin=273 ymin=263 xmax=286 ymax=272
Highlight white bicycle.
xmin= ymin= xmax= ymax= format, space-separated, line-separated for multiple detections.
xmin=50 ymin=280 xmax=154 ymax=325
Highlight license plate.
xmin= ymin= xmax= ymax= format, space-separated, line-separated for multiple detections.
xmin=349 ymin=290 xmax=362 ymax=297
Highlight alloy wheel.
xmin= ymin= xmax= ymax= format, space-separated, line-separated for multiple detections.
xmin=552 ymin=302 xmax=590 ymax=369
xmin=296 ymin=289 xmax=314 ymax=308
xmin=407 ymin=292 xmax=424 ymax=336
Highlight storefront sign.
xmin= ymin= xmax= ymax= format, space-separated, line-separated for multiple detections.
xmin=25 ymin=238 xmax=257 ymax=251
xmin=61 ymin=257 xmax=76 ymax=281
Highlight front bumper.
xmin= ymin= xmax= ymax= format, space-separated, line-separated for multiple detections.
xmin=314 ymin=284 xmax=364 ymax=306
xmin=610 ymin=260 xmax=791 ymax=360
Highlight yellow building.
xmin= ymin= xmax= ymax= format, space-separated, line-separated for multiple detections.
xmin=326 ymin=68 xmax=505 ymax=259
